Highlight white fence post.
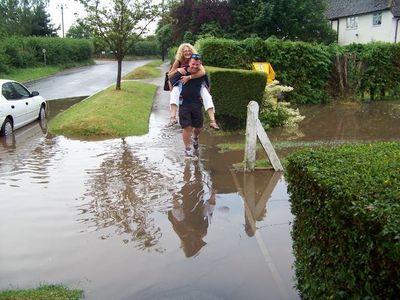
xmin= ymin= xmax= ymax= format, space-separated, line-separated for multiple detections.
xmin=244 ymin=101 xmax=258 ymax=171
xmin=244 ymin=101 xmax=284 ymax=172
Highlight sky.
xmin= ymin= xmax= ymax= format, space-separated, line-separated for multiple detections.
xmin=48 ymin=0 xmax=85 ymax=37
xmin=47 ymin=0 xmax=159 ymax=37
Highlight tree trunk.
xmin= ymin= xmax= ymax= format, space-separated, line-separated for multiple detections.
xmin=116 ymin=57 xmax=122 ymax=90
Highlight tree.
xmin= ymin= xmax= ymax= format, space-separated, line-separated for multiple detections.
xmin=155 ymin=23 xmax=172 ymax=61
xmin=31 ymin=1 xmax=58 ymax=36
xmin=79 ymin=0 xmax=160 ymax=90
xmin=66 ymin=22 xmax=92 ymax=39
xmin=170 ymin=0 xmax=231 ymax=43
xmin=229 ymin=0 xmax=335 ymax=43
xmin=0 ymin=0 xmax=57 ymax=37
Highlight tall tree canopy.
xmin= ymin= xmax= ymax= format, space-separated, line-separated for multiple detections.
xmin=79 ymin=0 xmax=160 ymax=90
xmin=167 ymin=0 xmax=335 ymax=44
xmin=170 ymin=0 xmax=231 ymax=43
xmin=0 ymin=0 xmax=58 ymax=37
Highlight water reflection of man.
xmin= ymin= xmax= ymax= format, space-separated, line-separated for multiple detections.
xmin=168 ymin=161 xmax=215 ymax=257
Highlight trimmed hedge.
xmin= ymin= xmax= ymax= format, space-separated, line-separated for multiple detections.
xmin=127 ymin=40 xmax=161 ymax=56
xmin=0 ymin=36 xmax=93 ymax=71
xmin=208 ymin=67 xmax=267 ymax=130
xmin=196 ymin=37 xmax=400 ymax=103
xmin=285 ymin=142 xmax=400 ymax=298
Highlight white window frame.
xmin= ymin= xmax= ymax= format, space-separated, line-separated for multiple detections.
xmin=346 ymin=16 xmax=358 ymax=29
xmin=372 ymin=12 xmax=382 ymax=26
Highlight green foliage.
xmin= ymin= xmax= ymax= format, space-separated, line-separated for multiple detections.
xmin=196 ymin=37 xmax=247 ymax=69
xmin=285 ymin=142 xmax=400 ymax=298
xmin=330 ymin=42 xmax=400 ymax=100
xmin=197 ymin=37 xmax=333 ymax=104
xmin=208 ymin=67 xmax=267 ymax=130
xmin=265 ymin=38 xmax=333 ymax=104
xmin=0 ymin=284 xmax=83 ymax=300
xmin=0 ymin=36 xmax=93 ymax=71
xmin=0 ymin=0 xmax=58 ymax=37
xmin=168 ymin=0 xmax=335 ymax=44
xmin=127 ymin=40 xmax=160 ymax=56
xmin=66 ymin=23 xmax=92 ymax=39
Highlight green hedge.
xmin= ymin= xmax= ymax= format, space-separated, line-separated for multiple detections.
xmin=196 ymin=38 xmax=400 ymax=103
xmin=0 ymin=36 xmax=93 ymax=71
xmin=127 ymin=40 xmax=161 ymax=56
xmin=197 ymin=37 xmax=333 ymax=104
xmin=285 ymin=142 xmax=400 ymax=298
xmin=346 ymin=42 xmax=400 ymax=100
xmin=208 ymin=67 xmax=267 ymax=130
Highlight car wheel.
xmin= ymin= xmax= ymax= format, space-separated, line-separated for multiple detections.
xmin=1 ymin=118 xmax=13 ymax=136
xmin=38 ymin=105 xmax=46 ymax=121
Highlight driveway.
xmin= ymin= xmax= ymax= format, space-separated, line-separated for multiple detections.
xmin=25 ymin=59 xmax=153 ymax=100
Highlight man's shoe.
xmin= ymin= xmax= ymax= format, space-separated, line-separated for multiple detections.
xmin=192 ymin=137 xmax=199 ymax=150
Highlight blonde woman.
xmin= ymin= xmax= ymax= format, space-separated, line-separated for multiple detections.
xmin=166 ymin=43 xmax=220 ymax=130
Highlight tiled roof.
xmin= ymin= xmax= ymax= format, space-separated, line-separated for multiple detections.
xmin=392 ymin=0 xmax=400 ymax=17
xmin=326 ymin=0 xmax=400 ymax=19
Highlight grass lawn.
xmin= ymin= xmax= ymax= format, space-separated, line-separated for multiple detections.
xmin=48 ymin=81 xmax=157 ymax=139
xmin=123 ymin=60 xmax=163 ymax=79
xmin=0 ymin=284 xmax=83 ymax=300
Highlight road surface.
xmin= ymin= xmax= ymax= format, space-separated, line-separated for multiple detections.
xmin=26 ymin=59 xmax=153 ymax=100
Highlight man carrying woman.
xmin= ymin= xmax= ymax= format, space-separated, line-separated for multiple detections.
xmin=166 ymin=43 xmax=220 ymax=130
xmin=170 ymin=54 xmax=208 ymax=157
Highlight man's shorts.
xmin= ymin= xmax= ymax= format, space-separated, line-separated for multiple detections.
xmin=179 ymin=103 xmax=203 ymax=129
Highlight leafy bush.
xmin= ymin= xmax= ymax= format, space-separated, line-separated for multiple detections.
xmin=196 ymin=37 xmax=247 ymax=69
xmin=285 ymin=142 xmax=400 ymax=299
xmin=197 ymin=37 xmax=333 ymax=104
xmin=208 ymin=66 xmax=267 ymax=130
xmin=259 ymin=80 xmax=304 ymax=129
xmin=127 ymin=40 xmax=160 ymax=56
xmin=0 ymin=36 xmax=93 ymax=71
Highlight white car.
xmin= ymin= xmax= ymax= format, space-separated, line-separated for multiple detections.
xmin=0 ymin=79 xmax=47 ymax=136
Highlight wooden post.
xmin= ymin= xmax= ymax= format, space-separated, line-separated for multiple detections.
xmin=244 ymin=101 xmax=284 ymax=172
xmin=244 ymin=101 xmax=258 ymax=171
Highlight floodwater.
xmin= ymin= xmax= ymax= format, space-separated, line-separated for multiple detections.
xmin=1 ymin=92 xmax=400 ymax=299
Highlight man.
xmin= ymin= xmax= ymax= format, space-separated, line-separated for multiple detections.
xmin=171 ymin=54 xmax=208 ymax=158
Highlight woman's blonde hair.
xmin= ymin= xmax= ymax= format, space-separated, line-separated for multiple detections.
xmin=175 ymin=43 xmax=198 ymax=62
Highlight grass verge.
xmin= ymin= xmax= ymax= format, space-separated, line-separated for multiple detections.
xmin=49 ymin=81 xmax=157 ymax=139
xmin=0 ymin=284 xmax=83 ymax=300
xmin=0 ymin=60 xmax=95 ymax=82
xmin=123 ymin=60 xmax=163 ymax=80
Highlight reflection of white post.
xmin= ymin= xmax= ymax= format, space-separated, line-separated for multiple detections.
xmin=231 ymin=170 xmax=288 ymax=299
xmin=244 ymin=101 xmax=283 ymax=172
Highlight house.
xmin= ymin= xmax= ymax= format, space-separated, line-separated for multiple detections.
xmin=326 ymin=0 xmax=400 ymax=45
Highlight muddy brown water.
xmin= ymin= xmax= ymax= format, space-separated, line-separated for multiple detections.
xmin=1 ymin=89 xmax=400 ymax=299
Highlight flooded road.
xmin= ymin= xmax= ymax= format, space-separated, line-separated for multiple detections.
xmin=1 ymin=69 xmax=400 ymax=299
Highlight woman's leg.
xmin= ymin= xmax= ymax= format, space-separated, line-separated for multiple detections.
xmin=167 ymin=86 xmax=181 ymax=127
xmin=200 ymin=86 xmax=220 ymax=130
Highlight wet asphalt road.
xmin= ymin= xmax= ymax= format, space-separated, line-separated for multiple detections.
xmin=25 ymin=59 xmax=153 ymax=101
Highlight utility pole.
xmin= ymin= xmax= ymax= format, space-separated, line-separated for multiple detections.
xmin=161 ymin=0 xmax=165 ymax=61
xmin=57 ymin=3 xmax=67 ymax=37
xmin=61 ymin=4 xmax=65 ymax=38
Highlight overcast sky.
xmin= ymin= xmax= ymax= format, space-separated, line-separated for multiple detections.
xmin=47 ymin=0 xmax=158 ymax=37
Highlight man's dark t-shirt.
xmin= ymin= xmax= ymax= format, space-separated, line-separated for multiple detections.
xmin=171 ymin=68 xmax=209 ymax=106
